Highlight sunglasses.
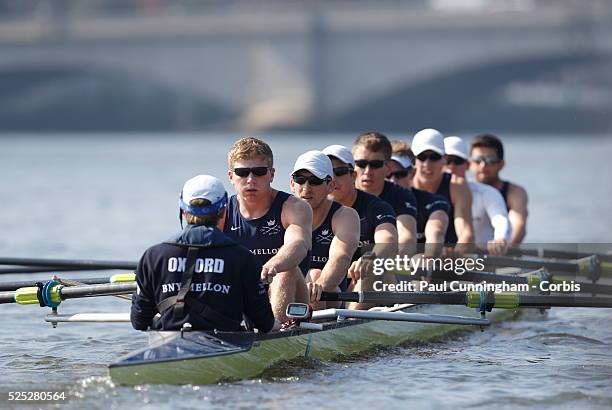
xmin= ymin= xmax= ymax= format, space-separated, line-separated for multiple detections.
xmin=416 ymin=152 xmax=443 ymax=162
xmin=292 ymin=174 xmax=330 ymax=186
xmin=470 ymin=155 xmax=500 ymax=165
xmin=446 ymin=155 xmax=467 ymax=166
xmin=354 ymin=159 xmax=386 ymax=169
xmin=333 ymin=166 xmax=352 ymax=177
xmin=386 ymin=169 xmax=411 ymax=180
xmin=233 ymin=166 xmax=269 ymax=177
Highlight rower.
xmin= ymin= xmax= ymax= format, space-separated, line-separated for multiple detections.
xmin=469 ymin=133 xmax=528 ymax=246
xmin=387 ymin=140 xmax=449 ymax=257
xmin=224 ymin=137 xmax=312 ymax=323
xmin=130 ymin=175 xmax=276 ymax=332
xmin=289 ymin=150 xmax=360 ymax=310
xmin=412 ymin=128 xmax=474 ymax=253
xmin=352 ymin=132 xmax=418 ymax=259
xmin=322 ymin=144 xmax=398 ymax=309
xmin=444 ymin=136 xmax=511 ymax=255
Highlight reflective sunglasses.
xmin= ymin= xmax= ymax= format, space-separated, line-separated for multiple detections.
xmin=470 ymin=155 xmax=500 ymax=165
xmin=333 ymin=166 xmax=352 ymax=177
xmin=416 ymin=152 xmax=443 ymax=162
xmin=386 ymin=169 xmax=411 ymax=180
xmin=446 ymin=155 xmax=467 ymax=166
xmin=233 ymin=166 xmax=269 ymax=177
xmin=354 ymin=159 xmax=386 ymax=169
xmin=292 ymin=174 xmax=330 ymax=186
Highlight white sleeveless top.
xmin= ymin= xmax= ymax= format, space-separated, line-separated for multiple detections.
xmin=468 ymin=181 xmax=511 ymax=247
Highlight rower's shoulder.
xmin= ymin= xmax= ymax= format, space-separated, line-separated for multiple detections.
xmin=507 ymin=182 xmax=528 ymax=201
xmin=334 ymin=203 xmax=360 ymax=223
xmin=281 ymin=192 xmax=313 ymax=225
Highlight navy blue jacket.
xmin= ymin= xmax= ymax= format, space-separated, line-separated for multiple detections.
xmin=131 ymin=224 xmax=275 ymax=332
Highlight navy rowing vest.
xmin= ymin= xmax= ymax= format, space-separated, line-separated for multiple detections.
xmin=311 ymin=201 xmax=342 ymax=270
xmin=499 ymin=180 xmax=510 ymax=210
xmin=413 ymin=188 xmax=450 ymax=243
xmin=224 ymin=191 xmax=311 ymax=275
xmin=436 ymin=173 xmax=457 ymax=245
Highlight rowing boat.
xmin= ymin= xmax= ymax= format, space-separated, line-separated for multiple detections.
xmin=2 ymin=251 xmax=611 ymax=386
xmin=108 ymin=303 xmax=515 ymax=385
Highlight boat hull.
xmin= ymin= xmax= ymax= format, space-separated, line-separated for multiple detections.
xmin=109 ymin=304 xmax=515 ymax=385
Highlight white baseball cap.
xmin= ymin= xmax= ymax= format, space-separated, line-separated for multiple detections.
xmin=411 ymin=128 xmax=445 ymax=156
xmin=180 ymin=175 xmax=228 ymax=215
xmin=292 ymin=150 xmax=334 ymax=180
xmin=390 ymin=154 xmax=413 ymax=169
xmin=444 ymin=136 xmax=469 ymax=160
xmin=322 ymin=144 xmax=355 ymax=168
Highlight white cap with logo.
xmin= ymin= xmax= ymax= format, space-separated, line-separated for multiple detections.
xmin=292 ymin=150 xmax=334 ymax=180
xmin=411 ymin=128 xmax=446 ymax=156
xmin=180 ymin=175 xmax=228 ymax=216
xmin=321 ymin=144 xmax=355 ymax=168
xmin=444 ymin=136 xmax=469 ymax=160
xmin=390 ymin=154 xmax=413 ymax=169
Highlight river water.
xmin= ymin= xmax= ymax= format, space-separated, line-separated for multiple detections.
xmin=0 ymin=133 xmax=611 ymax=409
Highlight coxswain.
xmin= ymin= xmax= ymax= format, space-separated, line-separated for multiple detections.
xmin=223 ymin=137 xmax=312 ymax=322
xmin=131 ymin=175 xmax=276 ymax=332
xmin=322 ymin=144 xmax=398 ymax=309
xmin=444 ymin=136 xmax=511 ymax=255
xmin=411 ymin=128 xmax=474 ymax=253
xmin=469 ymin=133 xmax=528 ymax=246
xmin=289 ymin=150 xmax=360 ymax=309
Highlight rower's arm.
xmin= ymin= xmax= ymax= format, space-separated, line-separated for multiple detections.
xmin=373 ymin=221 xmax=398 ymax=259
xmin=424 ymin=209 xmax=449 ymax=257
xmin=482 ymin=186 xmax=511 ymax=241
xmin=396 ymin=214 xmax=417 ymax=258
xmin=317 ymin=206 xmax=360 ymax=291
xmin=130 ymin=251 xmax=158 ymax=331
xmin=264 ymin=196 xmax=312 ymax=275
xmin=507 ymin=184 xmax=528 ymax=246
xmin=450 ymin=176 xmax=474 ymax=246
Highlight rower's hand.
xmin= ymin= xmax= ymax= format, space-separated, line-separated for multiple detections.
xmin=261 ymin=264 xmax=278 ymax=284
xmin=348 ymin=256 xmax=373 ymax=284
xmin=307 ymin=282 xmax=323 ymax=303
xmin=487 ymin=239 xmax=508 ymax=256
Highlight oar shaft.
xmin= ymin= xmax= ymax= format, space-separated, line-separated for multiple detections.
xmin=0 ymin=277 xmax=111 ymax=292
xmin=320 ymin=291 xmax=612 ymax=309
xmin=0 ymin=267 xmax=91 ymax=275
xmin=0 ymin=257 xmax=137 ymax=270
xmin=509 ymin=248 xmax=612 ymax=263
xmin=60 ymin=283 xmax=136 ymax=299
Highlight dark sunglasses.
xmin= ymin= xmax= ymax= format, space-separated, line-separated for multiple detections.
xmin=386 ymin=169 xmax=411 ymax=180
xmin=470 ymin=155 xmax=500 ymax=165
xmin=233 ymin=166 xmax=269 ymax=177
xmin=446 ymin=155 xmax=467 ymax=166
xmin=292 ymin=174 xmax=330 ymax=186
xmin=354 ymin=159 xmax=386 ymax=169
xmin=416 ymin=152 xmax=443 ymax=162
xmin=333 ymin=166 xmax=352 ymax=177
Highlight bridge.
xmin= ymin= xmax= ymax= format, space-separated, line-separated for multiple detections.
xmin=1 ymin=1 xmax=611 ymax=132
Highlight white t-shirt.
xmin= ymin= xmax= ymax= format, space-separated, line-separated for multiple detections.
xmin=468 ymin=180 xmax=511 ymax=247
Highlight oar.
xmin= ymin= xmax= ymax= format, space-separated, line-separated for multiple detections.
xmin=320 ymin=291 xmax=612 ymax=309
xmin=0 ymin=257 xmax=137 ymax=271
xmin=0 ymin=282 xmax=136 ymax=306
xmin=0 ymin=267 xmax=96 ymax=275
xmin=508 ymin=247 xmax=612 ymax=264
xmin=0 ymin=273 xmax=135 ymax=292
xmin=427 ymin=268 xmax=612 ymax=296
xmin=478 ymin=254 xmax=611 ymax=281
